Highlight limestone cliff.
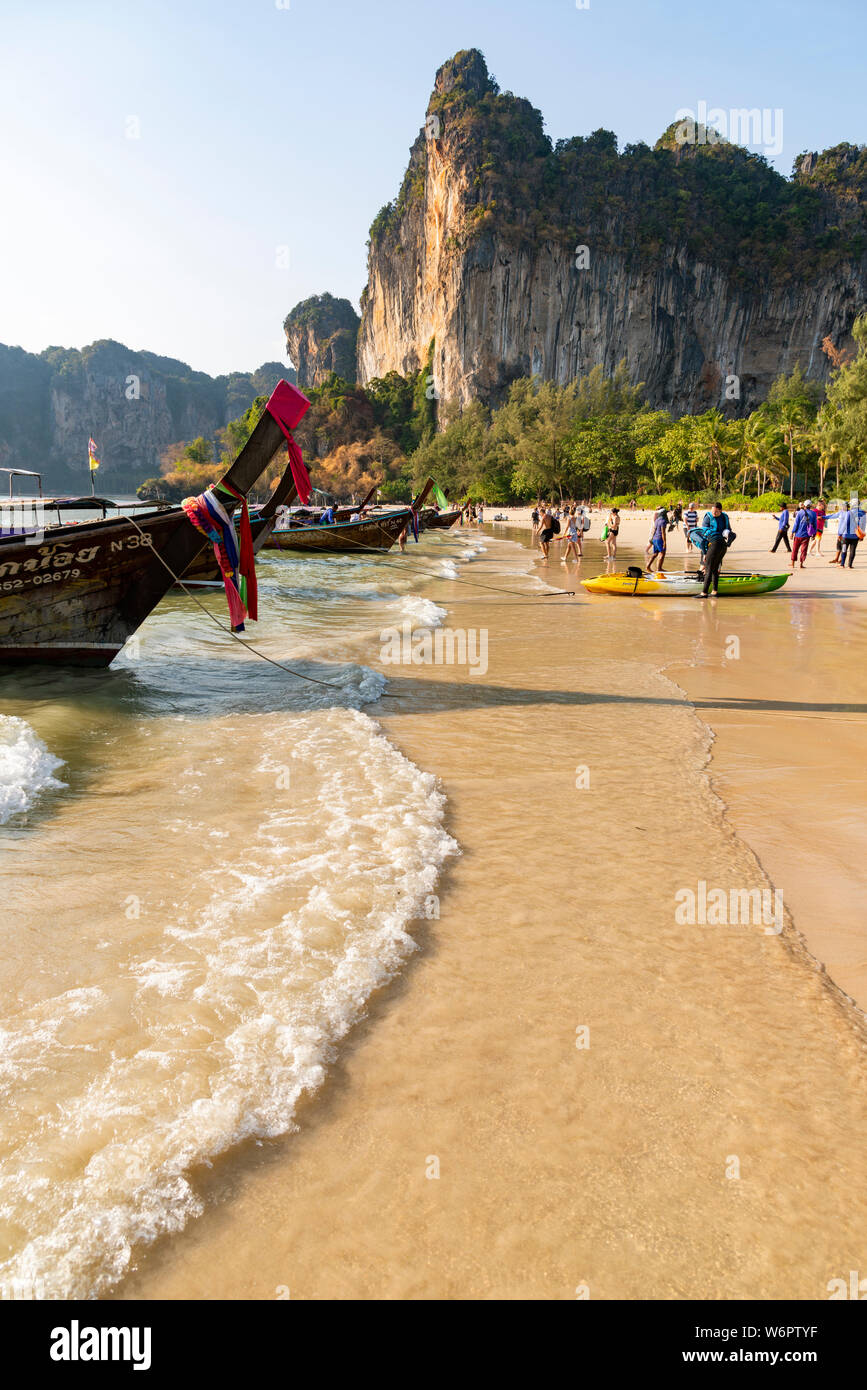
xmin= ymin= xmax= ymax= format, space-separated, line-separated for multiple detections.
xmin=0 ymin=341 xmax=294 ymax=491
xmin=283 ymin=293 xmax=359 ymax=388
xmin=357 ymin=49 xmax=867 ymax=414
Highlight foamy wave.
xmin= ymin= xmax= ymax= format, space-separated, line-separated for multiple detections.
xmin=399 ymin=596 xmax=447 ymax=629
xmin=0 ymin=709 xmax=456 ymax=1298
xmin=0 ymin=716 xmax=65 ymax=825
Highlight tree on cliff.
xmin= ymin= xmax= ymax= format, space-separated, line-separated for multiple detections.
xmin=816 ymin=315 xmax=867 ymax=491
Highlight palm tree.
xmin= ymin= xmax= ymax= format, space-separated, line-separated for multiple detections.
xmin=736 ymin=416 xmax=780 ymax=496
xmin=695 ymin=410 xmax=730 ymax=494
xmin=776 ymin=399 xmax=808 ymax=495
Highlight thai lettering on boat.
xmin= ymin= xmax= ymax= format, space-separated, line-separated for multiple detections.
xmin=44 ymin=550 xmax=75 ymax=568
xmin=0 ymin=560 xmax=21 ymax=578
xmin=75 ymin=546 xmax=100 ymax=564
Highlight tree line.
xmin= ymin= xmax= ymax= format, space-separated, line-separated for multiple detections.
xmin=139 ymin=315 xmax=867 ymax=509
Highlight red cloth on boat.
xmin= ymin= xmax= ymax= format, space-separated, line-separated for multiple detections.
xmin=265 ymin=380 xmax=312 ymax=505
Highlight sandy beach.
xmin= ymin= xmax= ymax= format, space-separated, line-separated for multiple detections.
xmin=114 ymin=522 xmax=867 ymax=1302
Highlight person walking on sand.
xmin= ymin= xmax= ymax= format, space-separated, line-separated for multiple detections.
xmin=538 ymin=506 xmax=556 ymax=560
xmin=604 ymin=506 xmax=620 ymax=559
xmin=560 ymin=507 xmax=583 ymax=561
xmin=700 ymin=502 xmax=731 ymax=597
xmin=790 ymin=502 xmax=811 ymax=569
xmin=770 ymin=503 xmax=791 ymax=553
xmin=647 ymin=507 xmax=668 ymax=572
xmin=683 ymin=500 xmax=698 ymax=544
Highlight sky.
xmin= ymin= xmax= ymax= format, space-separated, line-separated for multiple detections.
xmin=1 ymin=0 xmax=865 ymax=378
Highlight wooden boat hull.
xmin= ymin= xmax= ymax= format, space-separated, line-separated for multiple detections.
xmin=0 ymin=511 xmax=209 ymax=665
xmin=262 ymin=510 xmax=411 ymax=554
xmin=0 ymin=382 xmax=299 ymax=666
xmin=422 ymin=508 xmax=462 ymax=530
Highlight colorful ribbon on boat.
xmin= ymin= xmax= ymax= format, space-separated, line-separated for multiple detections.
xmin=265 ymin=383 xmax=313 ymax=505
xmin=219 ymin=481 xmax=258 ymax=623
xmin=181 ymin=487 xmax=251 ymax=632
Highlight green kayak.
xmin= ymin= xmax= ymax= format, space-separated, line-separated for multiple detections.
xmin=582 ymin=572 xmax=790 ymax=597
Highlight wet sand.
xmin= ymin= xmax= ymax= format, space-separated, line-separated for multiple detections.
xmin=116 ymin=527 xmax=867 ymax=1301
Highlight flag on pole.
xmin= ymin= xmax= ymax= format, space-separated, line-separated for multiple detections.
xmin=88 ymin=437 xmax=100 ymax=472
xmin=433 ymin=483 xmax=448 ymax=509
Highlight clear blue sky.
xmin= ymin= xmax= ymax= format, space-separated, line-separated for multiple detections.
xmin=1 ymin=0 xmax=864 ymax=377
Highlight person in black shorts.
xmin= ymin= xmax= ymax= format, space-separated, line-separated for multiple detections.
xmin=538 ymin=508 xmax=555 ymax=558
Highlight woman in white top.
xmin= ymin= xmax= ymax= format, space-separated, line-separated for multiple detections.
xmin=561 ymin=508 xmax=583 ymax=561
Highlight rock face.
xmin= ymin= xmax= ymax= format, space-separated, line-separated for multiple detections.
xmin=0 ymin=342 xmax=294 ymax=491
xmin=283 ymin=293 xmax=360 ymax=388
xmin=357 ymin=49 xmax=867 ymax=414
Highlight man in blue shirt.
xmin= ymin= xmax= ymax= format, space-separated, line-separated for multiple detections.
xmin=700 ymin=502 xmax=732 ymax=596
xmin=647 ymin=506 xmax=668 ymax=572
xmin=790 ymin=503 xmax=811 ymax=569
xmin=770 ymin=504 xmax=790 ymax=553
xmin=838 ymin=500 xmax=866 ymax=569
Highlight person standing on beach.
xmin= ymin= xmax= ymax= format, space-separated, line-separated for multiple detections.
xmin=790 ymin=503 xmax=811 ymax=569
xmin=770 ymin=503 xmax=791 ymax=553
xmin=700 ymin=502 xmax=731 ymax=596
xmin=560 ymin=508 xmax=582 ymax=561
xmin=604 ymin=506 xmax=620 ymax=558
xmin=683 ymin=501 xmax=698 ymax=544
xmin=810 ymin=499 xmax=826 ymax=555
xmin=647 ymin=507 xmax=668 ymax=572
xmin=838 ymin=499 xmax=866 ymax=569
xmin=538 ymin=507 xmax=556 ymax=559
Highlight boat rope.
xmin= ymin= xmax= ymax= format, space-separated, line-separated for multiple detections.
xmin=267 ymin=520 xmax=576 ymax=599
xmin=124 ymin=514 xmax=353 ymax=690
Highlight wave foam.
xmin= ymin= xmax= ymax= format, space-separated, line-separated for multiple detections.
xmin=0 ymin=708 xmax=456 ymax=1298
xmin=0 ymin=716 xmax=65 ymax=825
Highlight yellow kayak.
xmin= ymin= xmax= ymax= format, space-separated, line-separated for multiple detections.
xmin=582 ymin=572 xmax=789 ymax=597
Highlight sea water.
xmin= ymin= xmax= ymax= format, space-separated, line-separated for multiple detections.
xmin=0 ymin=530 xmax=486 ymax=1298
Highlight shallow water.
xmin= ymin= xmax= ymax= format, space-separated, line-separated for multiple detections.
xmin=108 ymin=526 xmax=867 ymax=1302
xmin=0 ymin=531 xmax=485 ymax=1298
xmin=4 ymin=524 xmax=867 ymax=1302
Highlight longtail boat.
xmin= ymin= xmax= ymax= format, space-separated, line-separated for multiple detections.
xmin=262 ymin=508 xmax=411 ymax=554
xmin=0 ymin=379 xmax=307 ymax=666
xmin=421 ymin=507 xmax=462 ymax=530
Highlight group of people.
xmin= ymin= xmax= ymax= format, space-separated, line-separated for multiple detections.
xmin=770 ymin=499 xmax=865 ymax=569
xmin=531 ymin=502 xmax=591 ymax=560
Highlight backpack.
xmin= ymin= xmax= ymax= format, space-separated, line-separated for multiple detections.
xmin=552 ymin=518 xmax=561 ymax=534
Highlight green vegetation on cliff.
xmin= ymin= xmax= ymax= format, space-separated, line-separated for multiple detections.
xmin=142 ymin=316 xmax=867 ymax=508
xmin=369 ymin=49 xmax=867 ymax=286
